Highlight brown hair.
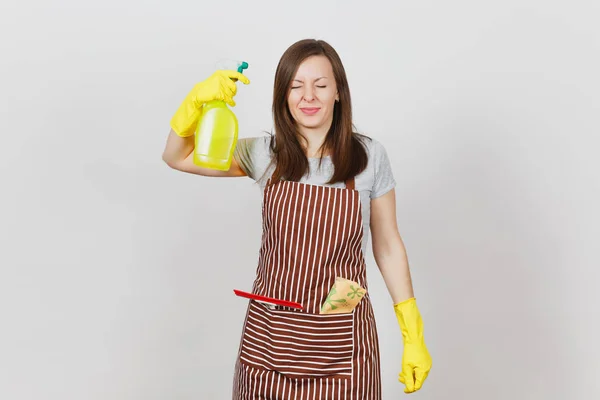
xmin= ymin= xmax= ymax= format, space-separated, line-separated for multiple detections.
xmin=268 ymin=39 xmax=369 ymax=184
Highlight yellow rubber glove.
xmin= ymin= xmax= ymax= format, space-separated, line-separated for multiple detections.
xmin=394 ymin=297 xmax=432 ymax=393
xmin=170 ymin=70 xmax=250 ymax=137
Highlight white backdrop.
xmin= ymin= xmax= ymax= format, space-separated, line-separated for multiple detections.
xmin=1 ymin=0 xmax=599 ymax=399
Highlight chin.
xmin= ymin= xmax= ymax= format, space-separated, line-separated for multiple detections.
xmin=296 ymin=116 xmax=325 ymax=129
xmin=300 ymin=121 xmax=322 ymax=129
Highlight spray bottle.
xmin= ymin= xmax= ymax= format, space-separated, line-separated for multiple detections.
xmin=193 ymin=60 xmax=249 ymax=171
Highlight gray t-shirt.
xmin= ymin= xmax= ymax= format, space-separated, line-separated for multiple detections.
xmin=233 ymin=135 xmax=396 ymax=254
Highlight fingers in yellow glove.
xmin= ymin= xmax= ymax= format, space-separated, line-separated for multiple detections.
xmin=212 ymin=70 xmax=249 ymax=106
xmin=394 ymin=297 xmax=432 ymax=394
xmin=414 ymin=367 xmax=429 ymax=391
xmin=399 ymin=364 xmax=415 ymax=393
xmin=170 ymin=70 xmax=250 ymax=137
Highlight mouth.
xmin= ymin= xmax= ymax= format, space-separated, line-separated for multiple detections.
xmin=299 ymin=107 xmax=321 ymax=115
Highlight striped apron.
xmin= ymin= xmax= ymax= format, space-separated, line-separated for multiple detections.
xmin=232 ymin=176 xmax=382 ymax=399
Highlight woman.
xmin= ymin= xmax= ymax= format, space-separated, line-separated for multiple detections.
xmin=163 ymin=39 xmax=432 ymax=399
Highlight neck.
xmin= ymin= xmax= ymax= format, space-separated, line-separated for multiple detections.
xmin=297 ymin=126 xmax=330 ymax=158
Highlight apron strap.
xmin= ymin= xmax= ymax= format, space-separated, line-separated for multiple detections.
xmin=345 ymin=177 xmax=355 ymax=190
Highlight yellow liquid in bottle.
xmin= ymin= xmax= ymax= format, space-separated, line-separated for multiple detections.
xmin=194 ymin=100 xmax=239 ymax=171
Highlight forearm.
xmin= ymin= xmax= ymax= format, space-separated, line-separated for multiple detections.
xmin=368 ymin=176 xmax=431 ymax=392
xmin=373 ymin=231 xmax=414 ymax=304
xmin=162 ymin=129 xmax=194 ymax=167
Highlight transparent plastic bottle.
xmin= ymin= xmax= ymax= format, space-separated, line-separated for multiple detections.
xmin=193 ymin=60 xmax=249 ymax=171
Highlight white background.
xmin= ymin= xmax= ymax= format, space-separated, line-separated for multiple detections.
xmin=1 ymin=0 xmax=599 ymax=399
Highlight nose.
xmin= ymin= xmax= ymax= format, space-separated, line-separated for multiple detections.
xmin=303 ymin=86 xmax=314 ymax=102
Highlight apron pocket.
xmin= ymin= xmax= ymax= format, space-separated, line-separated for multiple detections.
xmin=239 ymin=301 xmax=354 ymax=379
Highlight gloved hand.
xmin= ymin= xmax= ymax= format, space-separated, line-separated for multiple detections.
xmin=170 ymin=70 xmax=250 ymax=137
xmin=394 ymin=297 xmax=432 ymax=393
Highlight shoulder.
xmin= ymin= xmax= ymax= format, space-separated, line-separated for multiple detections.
xmin=234 ymin=134 xmax=274 ymax=182
xmin=356 ymin=135 xmax=390 ymax=166
xmin=237 ymin=135 xmax=272 ymax=153
xmin=355 ymin=135 xmax=396 ymax=198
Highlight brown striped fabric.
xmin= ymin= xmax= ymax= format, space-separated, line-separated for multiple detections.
xmin=233 ymin=178 xmax=381 ymax=399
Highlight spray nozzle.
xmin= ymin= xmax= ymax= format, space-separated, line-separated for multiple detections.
xmin=216 ymin=59 xmax=249 ymax=74
xmin=237 ymin=61 xmax=249 ymax=74
xmin=215 ymin=59 xmax=249 ymax=84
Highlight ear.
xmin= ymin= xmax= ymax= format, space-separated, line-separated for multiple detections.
xmin=335 ymin=92 xmax=339 ymax=102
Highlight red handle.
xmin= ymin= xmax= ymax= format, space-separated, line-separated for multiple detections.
xmin=233 ymin=289 xmax=303 ymax=310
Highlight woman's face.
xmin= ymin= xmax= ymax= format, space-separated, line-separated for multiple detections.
xmin=287 ymin=55 xmax=339 ymax=134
